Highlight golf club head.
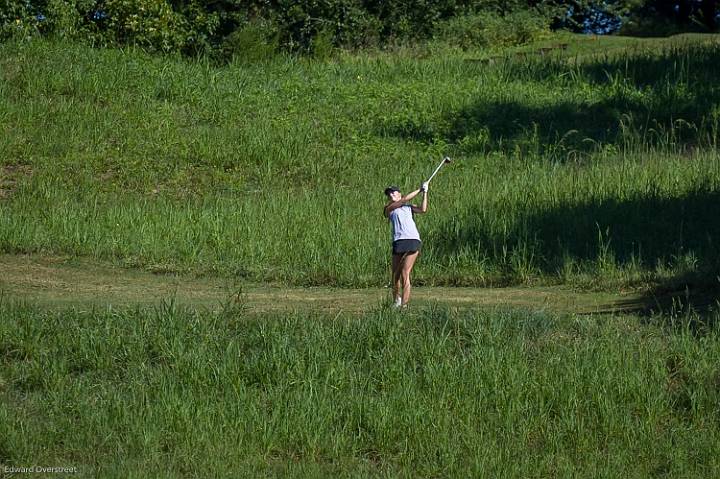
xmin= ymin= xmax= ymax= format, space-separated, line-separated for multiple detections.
xmin=443 ymin=156 xmax=452 ymax=164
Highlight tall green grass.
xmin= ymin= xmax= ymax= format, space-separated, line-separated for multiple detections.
xmin=1 ymin=37 xmax=719 ymax=287
xmin=1 ymin=302 xmax=719 ymax=477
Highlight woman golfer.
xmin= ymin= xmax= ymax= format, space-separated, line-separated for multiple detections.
xmin=384 ymin=181 xmax=428 ymax=308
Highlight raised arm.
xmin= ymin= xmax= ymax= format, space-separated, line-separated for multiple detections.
xmin=411 ymin=183 xmax=428 ymax=214
xmin=384 ymin=187 xmax=422 ymax=217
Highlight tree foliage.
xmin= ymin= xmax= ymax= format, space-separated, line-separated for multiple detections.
xmin=0 ymin=0 xmax=717 ymax=57
xmin=640 ymin=0 xmax=718 ymax=30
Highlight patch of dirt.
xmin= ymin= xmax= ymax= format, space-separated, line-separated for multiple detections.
xmin=0 ymin=254 xmax=636 ymax=314
xmin=0 ymin=164 xmax=33 ymax=199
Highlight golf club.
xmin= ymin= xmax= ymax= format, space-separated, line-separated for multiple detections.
xmin=426 ymin=156 xmax=452 ymax=184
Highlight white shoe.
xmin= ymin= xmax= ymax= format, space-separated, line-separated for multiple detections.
xmin=393 ymin=297 xmax=402 ymax=308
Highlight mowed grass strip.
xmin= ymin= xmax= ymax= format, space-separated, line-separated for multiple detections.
xmin=1 ymin=36 xmax=719 ymax=287
xmin=0 ymin=254 xmax=626 ymax=313
xmin=1 ymin=303 xmax=719 ymax=477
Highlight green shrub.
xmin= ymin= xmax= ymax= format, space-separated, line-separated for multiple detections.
xmin=98 ymin=0 xmax=189 ymax=53
xmin=508 ymin=9 xmax=551 ymax=44
xmin=433 ymin=9 xmax=550 ymax=50
xmin=0 ymin=0 xmax=41 ymax=40
xmin=42 ymin=0 xmax=96 ymax=40
xmin=177 ymin=1 xmax=222 ymax=56
xmin=1 ymin=1 xmax=554 ymax=55
xmin=310 ymin=27 xmax=335 ymax=59
xmin=217 ymin=20 xmax=279 ymax=64
xmin=334 ymin=8 xmax=383 ymax=48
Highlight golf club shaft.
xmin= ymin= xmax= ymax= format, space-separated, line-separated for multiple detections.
xmin=426 ymin=157 xmax=450 ymax=183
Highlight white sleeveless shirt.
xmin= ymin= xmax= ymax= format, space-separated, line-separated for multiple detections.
xmin=388 ymin=204 xmax=421 ymax=243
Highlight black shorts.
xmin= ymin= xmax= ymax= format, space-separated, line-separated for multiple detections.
xmin=392 ymin=239 xmax=422 ymax=255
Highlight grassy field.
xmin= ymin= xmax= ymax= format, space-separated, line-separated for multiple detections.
xmin=2 ymin=33 xmax=720 ymax=476
xmin=1 ymin=34 xmax=719 ymax=288
xmin=1 ymin=302 xmax=719 ymax=477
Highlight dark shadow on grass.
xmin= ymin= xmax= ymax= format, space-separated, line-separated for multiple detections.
xmin=377 ymin=42 xmax=720 ymax=157
xmin=609 ymin=271 xmax=720 ymax=324
xmin=431 ymin=187 xmax=720 ymax=268
xmin=427 ymin=187 xmax=720 ymax=298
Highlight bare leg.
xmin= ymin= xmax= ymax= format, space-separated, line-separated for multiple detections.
xmin=391 ymin=253 xmax=402 ymax=303
xmin=400 ymin=252 xmax=419 ymax=306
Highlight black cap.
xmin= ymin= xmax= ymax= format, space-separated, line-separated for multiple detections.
xmin=384 ymin=185 xmax=400 ymax=196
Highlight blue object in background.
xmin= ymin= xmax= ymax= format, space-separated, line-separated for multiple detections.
xmin=557 ymin=3 xmax=623 ymax=35
xmin=582 ymin=7 xmax=623 ymax=34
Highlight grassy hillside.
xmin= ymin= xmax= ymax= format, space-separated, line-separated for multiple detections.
xmin=2 ymin=303 xmax=719 ymax=477
xmin=1 ymin=34 xmax=719 ymax=287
